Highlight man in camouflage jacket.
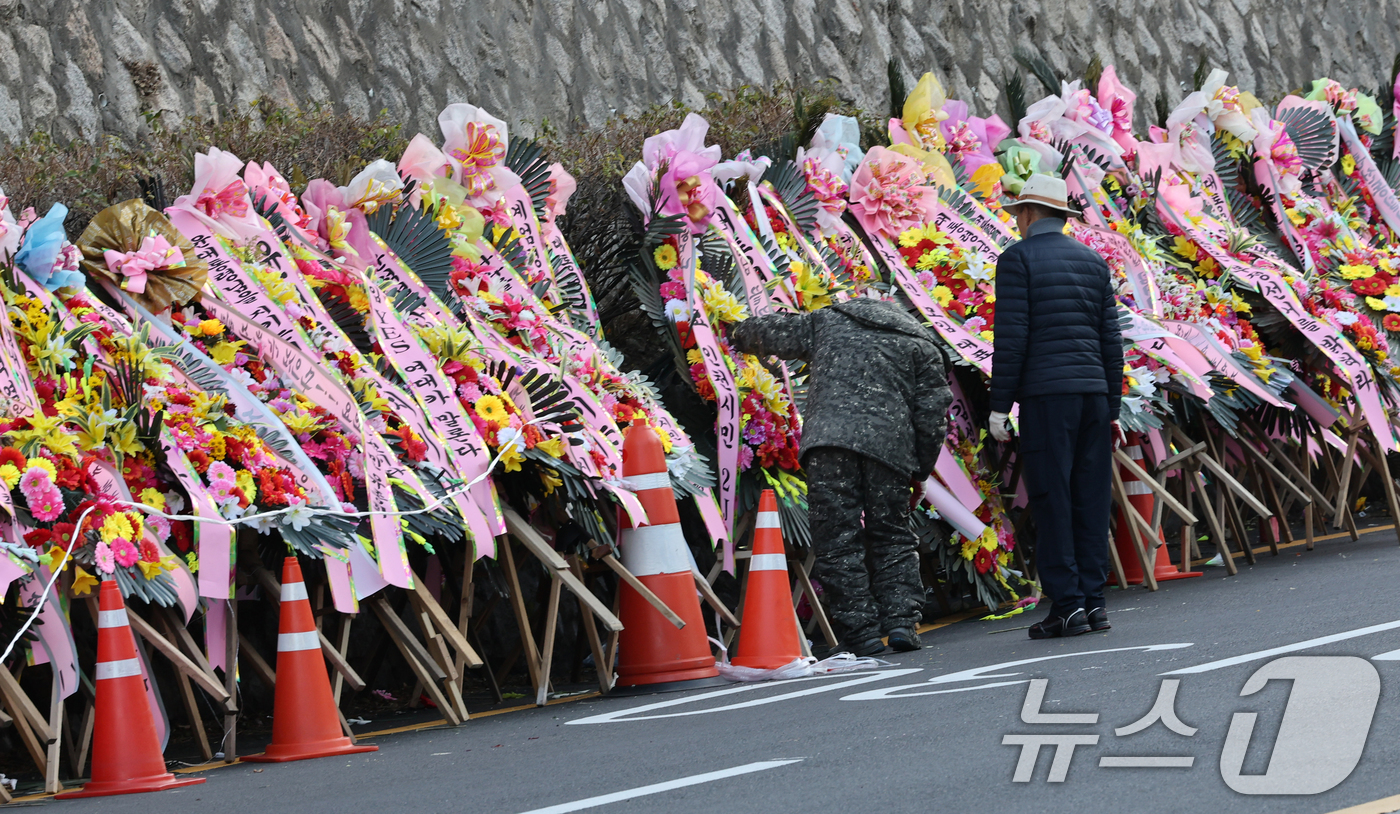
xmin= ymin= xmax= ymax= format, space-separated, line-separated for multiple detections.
xmin=730 ymin=297 xmax=951 ymax=655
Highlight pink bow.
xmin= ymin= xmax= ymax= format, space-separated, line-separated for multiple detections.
xmin=102 ymin=234 xmax=184 ymax=295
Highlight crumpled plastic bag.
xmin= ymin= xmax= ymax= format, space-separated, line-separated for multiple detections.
xmin=714 ymin=647 xmax=894 ymax=683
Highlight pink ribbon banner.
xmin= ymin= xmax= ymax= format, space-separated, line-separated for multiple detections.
xmin=1339 ymin=117 xmax=1400 ymax=234
xmin=867 ymin=232 xmax=994 ymax=375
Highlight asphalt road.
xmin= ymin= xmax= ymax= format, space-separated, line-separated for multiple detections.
xmin=35 ymin=523 xmax=1400 ymax=814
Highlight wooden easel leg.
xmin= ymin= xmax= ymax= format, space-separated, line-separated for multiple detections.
xmin=72 ymin=697 xmax=94 ymax=777
xmin=1190 ymin=469 xmax=1237 ymax=575
xmin=2 ymin=687 xmax=46 ymax=778
xmin=236 ymin=633 xmax=276 ymax=692
xmin=791 ymin=555 xmax=837 ymax=647
xmin=569 ymin=558 xmax=611 ymax=695
xmin=454 ymin=553 xmax=476 ymax=690
xmin=1110 ymin=468 xmax=1158 ymax=591
xmin=223 ymin=598 xmax=238 ymax=761
xmin=535 ymin=576 xmax=564 ymax=707
xmin=1106 ymin=515 xmax=1129 ymax=589
xmin=1247 ymin=456 xmax=1285 ymax=552
xmin=602 ymin=592 xmax=621 ymax=689
xmin=160 ymin=611 xmax=213 ymax=761
xmin=1358 ymin=441 xmax=1400 ymax=547
xmin=333 ymin=616 xmax=353 ymax=705
xmin=44 ymin=670 xmax=63 ymax=794
xmin=1302 ymin=445 xmax=1315 ymax=549
xmin=499 ymin=537 xmax=543 ymax=693
xmin=408 ymin=590 xmax=469 ymax=722
xmin=368 ymin=597 xmax=461 ymax=726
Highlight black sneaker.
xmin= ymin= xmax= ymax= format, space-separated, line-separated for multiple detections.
xmin=1086 ymin=607 xmax=1111 ymax=632
xmin=1029 ymin=609 xmax=1091 ymax=640
xmin=887 ymin=628 xmax=922 ymax=652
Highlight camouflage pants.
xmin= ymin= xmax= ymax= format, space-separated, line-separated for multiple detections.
xmin=805 ymin=448 xmax=923 ymax=643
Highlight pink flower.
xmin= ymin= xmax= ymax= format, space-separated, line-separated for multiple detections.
xmin=848 ymin=147 xmax=936 ymax=237
xmin=195 ymin=180 xmax=250 ymax=219
xmin=30 ymin=485 xmax=65 ymax=522
xmin=146 ymin=514 xmax=171 ymax=542
xmin=207 ymin=461 xmax=236 ymax=488
xmin=110 ymin=537 xmax=139 ymax=568
xmin=95 ymin=541 xmax=116 ymax=575
xmin=1097 ymin=65 xmax=1139 ymax=154
xmin=18 ymin=465 xmax=53 ymax=503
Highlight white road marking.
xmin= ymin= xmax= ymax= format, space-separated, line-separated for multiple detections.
xmin=1370 ymin=647 xmax=1400 ymax=661
xmin=840 ymin=644 xmax=1192 ymax=701
xmin=1162 ymin=620 xmax=1400 ymax=675
xmin=566 ymin=669 xmax=923 ymax=724
xmin=840 ymin=679 xmax=1029 ymax=701
xmin=516 ymin=759 xmax=804 ymax=813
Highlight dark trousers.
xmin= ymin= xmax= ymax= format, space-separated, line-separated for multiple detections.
xmin=805 ymin=448 xmax=923 ymax=642
xmin=1019 ymin=394 xmax=1113 ymax=617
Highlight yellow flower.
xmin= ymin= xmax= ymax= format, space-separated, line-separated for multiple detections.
xmin=475 ymin=394 xmax=508 ymax=424
xmin=794 ymin=262 xmax=832 ymax=310
xmin=1388 ymin=284 xmax=1400 ymax=298
xmin=1366 ymin=296 xmax=1388 ymax=311
xmin=1286 ymin=208 xmax=1306 ymax=226
xmin=0 ymin=464 xmax=18 ymax=489
xmin=686 ymin=348 xmax=705 ymax=365
xmin=535 ymin=437 xmax=566 ymax=458
xmin=27 ymin=457 xmax=57 ymax=481
xmin=210 ymin=434 xmax=227 ymax=460
xmin=1342 ymin=154 xmax=1356 ymax=176
xmin=701 ymin=284 xmax=747 ymax=324
xmin=1240 ymin=343 xmax=1263 ymax=362
xmin=969 ymin=163 xmax=1005 ymax=201
xmin=1197 ymin=255 xmax=1220 ymax=277
xmin=653 ymin=244 xmax=678 ymax=271
xmin=498 ymin=442 xmax=525 ymax=472
xmin=209 ymin=341 xmax=244 ymax=365
xmin=979 ymin=527 xmax=998 ymax=551
xmin=101 ymin=512 xmax=134 ymax=544
xmin=1231 ymin=291 xmax=1253 ymax=314
xmin=897 ymin=227 xmax=925 ymax=248
xmin=1340 ymin=264 xmax=1377 ymax=280
xmin=140 ymin=488 xmax=166 ymax=511
xmin=932 ymin=285 xmax=954 ymax=307
xmin=198 ymin=319 xmax=225 ymax=337
xmin=71 ymin=566 xmax=98 ymax=595
xmin=540 ymin=468 xmax=563 ymax=495
xmin=236 ymin=469 xmax=256 ymax=502
xmin=656 ymin=428 xmax=674 ymax=454
xmin=960 ymin=536 xmax=980 ymax=560
xmin=138 ymin=560 xmax=164 ymax=580
xmin=1171 ymin=236 xmax=1199 ymax=261
xmin=978 ymin=330 xmax=994 ymax=342
xmin=347 ymin=286 xmax=371 ymax=313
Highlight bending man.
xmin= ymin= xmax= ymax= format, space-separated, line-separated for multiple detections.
xmin=731 ymin=296 xmax=950 ymax=656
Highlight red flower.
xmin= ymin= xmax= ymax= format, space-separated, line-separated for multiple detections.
xmin=1383 ymin=314 xmax=1400 ymax=333
xmin=974 ymin=547 xmax=995 ymax=575
xmin=171 ymin=520 xmax=192 ymax=553
xmin=1352 ymin=274 xmax=1390 ymax=296
xmin=23 ymin=528 xmax=53 ymax=549
xmin=139 ymin=540 xmax=161 ymax=563
xmin=0 ymin=446 xmax=26 ymax=470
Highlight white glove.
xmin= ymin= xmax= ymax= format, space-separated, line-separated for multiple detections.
xmin=988 ymin=411 xmax=1011 ymax=443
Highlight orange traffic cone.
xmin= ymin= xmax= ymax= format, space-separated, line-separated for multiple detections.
xmin=732 ymin=489 xmax=804 ymax=668
xmin=55 ymin=581 xmax=205 ymax=799
xmin=1113 ymin=434 xmax=1201 ymax=584
xmin=245 ymin=557 xmax=378 ymax=762
xmin=615 ymin=419 xmax=718 ymax=687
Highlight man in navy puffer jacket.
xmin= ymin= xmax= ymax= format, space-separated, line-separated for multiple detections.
xmin=989 ymin=175 xmax=1125 ymax=640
